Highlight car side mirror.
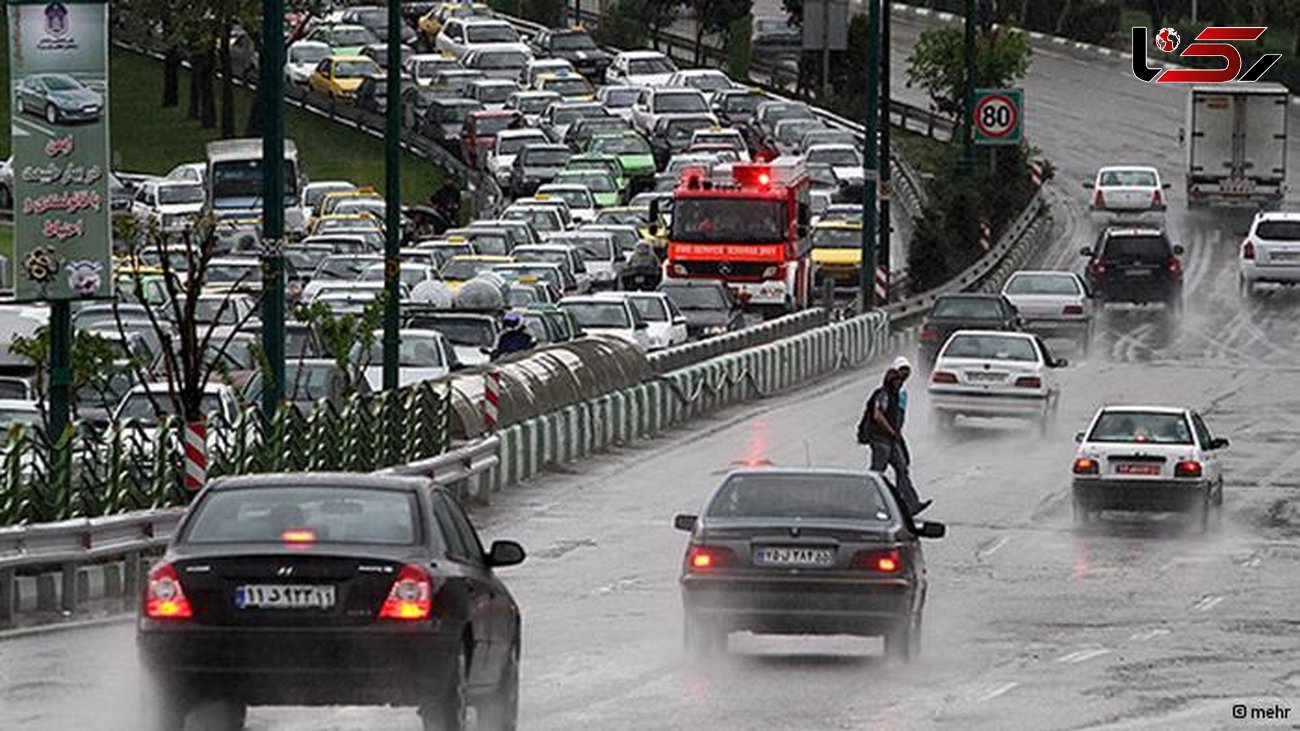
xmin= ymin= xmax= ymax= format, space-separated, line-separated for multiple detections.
xmin=635 ymin=321 xmax=648 ymax=330
xmin=1162 ymin=182 xmax=1172 ymax=190
xmin=1079 ymin=247 xmax=1093 ymax=257
xmin=673 ymin=513 xmax=697 ymax=531
xmin=673 ymin=316 xmax=687 ymax=325
xmin=488 ymin=540 xmax=526 ymax=567
xmin=1081 ymin=180 xmax=1092 ymax=190
xmin=1209 ymin=437 xmax=1230 ymax=450
xmin=1074 ymin=431 xmax=1085 ymax=443
xmin=1053 ymin=357 xmax=1069 ymax=368
xmin=1172 ymin=244 xmax=1185 ymax=256
xmin=915 ymin=521 xmax=946 ymax=539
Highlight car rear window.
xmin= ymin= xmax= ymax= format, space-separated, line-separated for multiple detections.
xmin=931 ymin=297 xmax=1005 ymax=319
xmin=706 ymin=474 xmax=890 ymax=521
xmin=1099 ymin=169 xmax=1157 ymax=187
xmin=1088 ymin=412 xmax=1193 ymax=445
xmin=185 ymin=486 xmax=418 ymax=545
xmin=941 ymin=334 xmax=1038 ymax=362
xmin=1102 ymin=235 xmax=1170 ymax=262
xmin=1004 ymin=274 xmax=1082 ymax=296
xmin=1254 ymin=221 xmax=1300 ymax=241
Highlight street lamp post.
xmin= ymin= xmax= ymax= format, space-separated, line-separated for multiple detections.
xmin=859 ymin=0 xmax=881 ymax=311
xmin=382 ymin=0 xmax=402 ymax=394
xmin=260 ymin=0 xmax=286 ymax=415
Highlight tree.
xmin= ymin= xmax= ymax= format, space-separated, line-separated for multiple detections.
xmin=905 ymin=27 xmax=1031 ymax=128
xmin=294 ymin=296 xmax=387 ymax=397
xmin=690 ymin=0 xmax=752 ymax=66
xmin=8 ymin=329 xmax=135 ymax=431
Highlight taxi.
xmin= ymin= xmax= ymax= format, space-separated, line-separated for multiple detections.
xmin=308 ymin=55 xmax=382 ymax=102
xmin=439 ymin=254 xmax=515 ymax=294
xmin=534 ymin=71 xmax=596 ymax=102
xmin=810 ymin=220 xmax=863 ymax=288
xmin=315 ymin=187 xmax=381 ymax=219
xmin=309 ymin=213 xmax=384 ymax=237
xmin=417 ymin=2 xmax=491 ymax=47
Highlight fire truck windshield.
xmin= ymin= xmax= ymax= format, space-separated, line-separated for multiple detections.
xmin=671 ymin=199 xmax=786 ymax=244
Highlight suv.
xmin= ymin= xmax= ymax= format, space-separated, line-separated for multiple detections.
xmin=1080 ymin=228 xmax=1184 ymax=314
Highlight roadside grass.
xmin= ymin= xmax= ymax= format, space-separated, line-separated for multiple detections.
xmin=895 ymin=130 xmax=958 ymax=178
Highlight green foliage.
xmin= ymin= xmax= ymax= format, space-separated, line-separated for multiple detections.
xmin=9 ymin=328 xmax=136 ymax=428
xmin=594 ymin=0 xmax=681 ymax=49
xmin=905 ymin=27 xmax=1032 ymax=126
xmin=727 ymin=13 xmax=754 ymax=80
xmin=293 ymin=294 xmax=387 ymax=395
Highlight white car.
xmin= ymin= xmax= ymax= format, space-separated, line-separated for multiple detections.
xmin=513 ymin=244 xmax=590 ymax=293
xmin=536 ymin=183 xmax=598 ymax=224
xmin=630 ymin=87 xmax=711 ymax=136
xmin=804 ymin=144 xmax=864 ymax=188
xmin=285 ymin=41 xmax=331 ymax=85
xmin=504 ymin=90 xmax=562 ymax=126
xmin=1239 ymin=211 xmax=1300 ymax=296
xmin=601 ymin=291 xmax=687 ymax=350
xmin=435 ymin=18 xmax=527 ymax=60
xmin=1087 ymin=165 xmax=1169 ymax=218
xmin=467 ymin=78 xmax=520 ymax=109
xmin=596 ymin=84 xmax=643 ymax=122
xmin=549 ymin=231 xmax=622 ymax=289
xmin=301 ymin=180 xmax=357 ymax=218
xmin=404 ymin=53 xmax=459 ymax=86
xmin=501 ymin=203 xmax=566 ymax=241
xmin=1071 ymin=405 xmax=1228 ymax=530
xmin=357 ymin=329 xmax=454 ymax=391
xmin=488 ymin=129 xmax=550 ymax=185
xmin=165 ymin=162 xmax=206 ymax=186
xmin=559 ymin=295 xmax=651 ymax=352
xmin=689 ymin=128 xmax=750 ymax=162
xmin=928 ymin=330 xmax=1066 ymax=433
xmin=605 ymin=50 xmax=677 ymax=87
xmin=358 ymin=262 xmax=441 ymax=290
xmin=1000 ymin=270 xmax=1094 ymax=353
xmin=665 ymin=69 xmax=737 ymax=97
xmin=131 ymin=180 xmax=205 ymax=232
xmin=512 ymin=195 xmax=574 ymax=231
xmin=461 ymin=44 xmax=532 ymax=81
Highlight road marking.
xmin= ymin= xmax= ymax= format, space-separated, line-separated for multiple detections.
xmin=976 ymin=535 xmax=1011 ymax=559
xmin=13 ymin=115 xmax=56 ymax=139
xmin=1128 ymin=628 xmax=1171 ymax=642
xmin=1241 ymin=555 xmax=1262 ymax=568
xmin=976 ymin=682 xmax=1020 ymax=702
xmin=1193 ymin=595 xmax=1225 ymax=613
xmin=1056 ymin=648 xmax=1111 ymax=664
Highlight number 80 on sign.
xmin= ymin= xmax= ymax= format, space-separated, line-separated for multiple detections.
xmin=973 ymin=88 xmax=1023 ymax=146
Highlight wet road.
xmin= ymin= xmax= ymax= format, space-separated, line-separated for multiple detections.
xmin=6 ymin=15 xmax=1300 ymax=731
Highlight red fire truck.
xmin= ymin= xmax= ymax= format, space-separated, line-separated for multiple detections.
xmin=655 ymin=158 xmax=813 ymax=316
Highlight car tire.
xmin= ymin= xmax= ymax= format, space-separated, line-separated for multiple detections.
xmin=421 ymin=642 xmax=470 ymax=731
xmin=45 ymin=104 xmax=58 ymax=125
xmin=683 ymin=612 xmax=725 ymax=657
xmin=477 ymin=641 xmax=520 ymax=731
xmin=884 ymin=614 xmax=920 ymax=662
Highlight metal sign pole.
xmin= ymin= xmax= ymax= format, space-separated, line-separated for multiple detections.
xmin=860 ymin=0 xmax=881 ymax=311
xmin=878 ymin=0 xmax=892 ymax=306
xmin=382 ymin=0 xmax=402 ymax=393
xmin=260 ymin=0 xmax=286 ymax=414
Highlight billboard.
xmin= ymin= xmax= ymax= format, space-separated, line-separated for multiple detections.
xmin=7 ymin=0 xmax=111 ymax=301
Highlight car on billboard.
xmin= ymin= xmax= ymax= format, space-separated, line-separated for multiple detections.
xmin=16 ymin=73 xmax=104 ymax=125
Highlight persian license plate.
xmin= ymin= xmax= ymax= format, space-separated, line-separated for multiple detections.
xmin=967 ymin=371 xmax=1004 ymax=383
xmin=754 ymin=546 xmax=835 ymax=568
xmin=235 ymin=584 xmax=336 ymax=610
xmin=1123 ymin=269 xmax=1150 ymax=278
xmin=1270 ymin=251 xmax=1300 ymax=262
xmin=1115 ymin=463 xmax=1160 ymax=476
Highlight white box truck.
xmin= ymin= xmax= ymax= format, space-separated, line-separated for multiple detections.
xmin=1185 ymin=84 xmax=1288 ymax=208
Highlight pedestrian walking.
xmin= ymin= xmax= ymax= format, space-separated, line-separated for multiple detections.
xmin=857 ymin=360 xmax=931 ymax=516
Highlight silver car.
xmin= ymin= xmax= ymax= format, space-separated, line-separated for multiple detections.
xmin=1001 ymin=270 xmax=1094 ymax=353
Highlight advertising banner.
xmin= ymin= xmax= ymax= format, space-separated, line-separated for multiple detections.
xmin=7 ymin=0 xmax=111 ymax=301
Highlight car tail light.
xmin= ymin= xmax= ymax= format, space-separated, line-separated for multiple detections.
xmin=1242 ymin=238 xmax=1256 ymax=260
xmin=850 ymin=547 xmax=902 ymax=573
xmin=931 ymin=371 xmax=957 ymax=384
xmin=1166 ymin=257 xmax=1182 ymax=281
xmin=685 ymin=545 xmax=735 ymax=571
xmin=1174 ymin=460 xmax=1203 ymax=478
xmin=1092 ymin=189 xmax=1105 ymax=209
xmin=1073 ymin=457 xmax=1099 ymax=475
xmin=145 ymin=562 xmax=193 ymax=620
xmin=1062 ymin=304 xmax=1084 ymax=315
xmin=1151 ymin=188 xmax=1163 ymax=208
xmin=281 ymin=528 xmax=317 ymax=544
xmin=920 ymin=325 xmax=941 ymax=343
xmin=1090 ymin=260 xmax=1108 ymax=280
xmin=379 ymin=564 xmax=434 ymax=621
xmin=1013 ymin=375 xmax=1042 ymax=388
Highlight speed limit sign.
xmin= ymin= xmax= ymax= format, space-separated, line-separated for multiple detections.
xmin=973 ymin=88 xmax=1023 ymax=146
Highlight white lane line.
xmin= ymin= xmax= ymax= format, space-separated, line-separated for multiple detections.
xmin=977 ymin=682 xmax=1020 ymax=702
xmin=1193 ymin=595 xmax=1226 ymax=613
xmin=1128 ymin=628 xmax=1171 ymax=642
xmin=976 ymin=535 xmax=1011 ymax=559
xmin=13 ymin=116 xmax=56 ymax=139
xmin=1056 ymin=648 xmax=1112 ymax=664
xmin=1241 ymin=555 xmax=1262 ymax=568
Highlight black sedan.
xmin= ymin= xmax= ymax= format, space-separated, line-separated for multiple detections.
xmin=674 ymin=468 xmax=944 ymax=660
xmin=528 ymin=28 xmax=613 ymax=80
xmin=137 ymin=473 xmax=525 ymax=731
xmin=918 ymin=293 xmax=1022 ymax=369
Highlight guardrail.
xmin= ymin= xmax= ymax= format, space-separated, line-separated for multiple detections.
xmin=647 ymin=308 xmax=829 ymax=374
xmin=0 ymin=437 xmax=501 ymax=627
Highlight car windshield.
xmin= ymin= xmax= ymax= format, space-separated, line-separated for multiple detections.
xmin=495 ymin=265 xmax=560 ymax=288
xmin=367 ymin=337 xmax=445 ymax=367
xmin=184 ymin=486 xmax=417 ymax=545
xmin=664 ymin=119 xmax=712 ymax=143
xmin=290 ymin=45 xmax=330 ymax=64
xmin=558 ymin=172 xmax=615 ymax=193
xmin=498 ymin=134 xmax=547 ymax=155
xmin=931 ymin=297 xmax=1006 ymax=319
xmin=627 ymin=57 xmax=674 ymax=75
xmin=671 ymin=199 xmax=785 ymax=244
xmin=811 ymin=227 xmax=860 ymax=249
xmin=592 ymin=136 xmax=651 ymax=156
xmin=563 ymin=302 xmax=630 ymax=328
xmin=194 ymin=298 xmax=247 ymax=325
xmin=415 ymin=60 xmax=453 ymax=78
xmin=441 ymin=258 xmax=498 ymax=280
xmin=1005 ymin=274 xmax=1082 ymax=296
xmin=1088 ymin=411 xmax=1193 ymax=445
xmin=329 ymin=27 xmax=376 ymax=45
xmin=807 ymin=148 xmax=862 ymax=167
xmin=335 ymin=60 xmax=379 ymax=77
xmin=317 ymin=256 xmax=379 ymax=279
xmin=475 ymin=83 xmax=515 ymax=103
xmin=513 ymin=94 xmax=558 ymax=113
xmin=360 ymin=265 xmax=429 ymax=288
xmin=503 ymin=207 xmax=560 ymax=232
xmin=474 ymin=51 xmax=527 ymax=69
xmin=474 ymin=116 xmax=515 ymax=136
xmin=417 ymin=318 xmax=495 ymax=347
xmin=464 ymin=232 xmax=508 ymax=255
xmin=438 ymin=103 xmax=479 ymax=123
xmin=553 ymin=33 xmax=597 ymax=50
xmin=707 ymin=473 xmax=890 ymax=521
xmin=941 ymin=334 xmax=1037 ymax=361
xmin=522 ymin=148 xmax=571 ymax=166
xmin=43 ymin=74 xmax=83 ymax=91
xmin=0 ymin=406 xmax=39 ymax=428
xmin=467 ymin=25 xmax=519 ymax=43
xmin=627 ymin=296 xmax=667 ymax=321
xmin=777 ymin=121 xmax=821 ymax=145
xmin=656 ymin=93 xmax=708 ymax=114
xmin=723 ymin=94 xmax=763 ymax=113
xmin=541 ymin=189 xmax=593 ymax=209
xmin=118 ymin=392 xmax=224 ymax=426
xmin=662 ymin=284 xmax=726 ymax=309
xmin=282 ymin=364 xmax=341 ymax=402
xmin=304 ymin=185 xmax=353 ymax=209
xmin=547 ymin=77 xmax=596 ymax=97
xmin=516 ymin=249 xmax=568 ymax=267
xmin=1099 ymin=169 xmax=1157 ymax=187
xmin=596 ymin=209 xmax=647 ymax=226
xmin=206 ymin=262 xmax=259 ymax=284
xmin=1102 ymin=235 xmax=1170 ymax=262
xmin=603 ymin=88 xmax=639 ymax=107
xmin=569 ymin=236 xmax=614 ymax=261
xmin=1254 ymin=220 xmax=1300 ymax=240
xmin=156 ymin=184 xmax=205 ymax=205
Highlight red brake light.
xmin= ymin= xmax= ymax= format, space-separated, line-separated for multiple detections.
xmin=685 ymin=545 xmax=735 ymax=571
xmin=1062 ymin=304 xmax=1084 ymax=315
xmin=1166 ymin=257 xmax=1182 ymax=281
xmin=379 ymin=564 xmax=434 ymax=621
xmin=281 ymin=529 xmax=317 ymax=544
xmin=1151 ymin=188 xmax=1163 ymax=207
xmin=850 ymin=548 xmax=902 ymax=573
xmin=931 ymin=371 xmax=957 ymax=384
xmin=1073 ymin=457 xmax=1099 ymax=475
xmin=145 ymin=562 xmax=193 ymax=620
xmin=920 ymin=326 xmax=941 ymax=343
xmin=1092 ymin=189 xmax=1105 ymax=208
xmin=1013 ymin=375 xmax=1042 ymax=388
xmin=1174 ymin=460 xmax=1203 ymax=478
xmin=1242 ymin=239 xmax=1256 ymax=260
xmin=757 ymin=172 xmax=771 ymax=186
xmin=1090 ymin=260 xmax=1108 ymax=280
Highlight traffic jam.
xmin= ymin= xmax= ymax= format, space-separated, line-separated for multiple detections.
xmin=2 ymin=1 xmax=1299 ymax=730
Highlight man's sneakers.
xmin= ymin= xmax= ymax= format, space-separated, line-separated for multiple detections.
xmin=911 ymin=499 xmax=933 ymax=516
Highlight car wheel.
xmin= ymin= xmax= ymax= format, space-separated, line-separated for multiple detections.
xmin=421 ymin=642 xmax=470 ymax=731
xmin=478 ymin=640 xmax=519 ymax=731
xmin=140 ymin=677 xmax=191 ymax=731
xmin=45 ymin=104 xmax=58 ymax=125
xmin=683 ymin=612 xmax=725 ymax=657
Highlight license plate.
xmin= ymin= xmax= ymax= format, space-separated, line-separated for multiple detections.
xmin=754 ymin=546 xmax=835 ymax=567
xmin=967 ymin=371 xmax=1004 ymax=383
xmin=235 ymin=584 xmax=336 ymax=610
xmin=1123 ymin=270 xmax=1150 ymax=278
xmin=1115 ymin=463 xmax=1160 ymax=476
xmin=1270 ymin=251 xmax=1300 ymax=262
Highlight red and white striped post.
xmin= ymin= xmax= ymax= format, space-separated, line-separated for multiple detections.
xmin=183 ymin=420 xmax=207 ymax=491
xmin=483 ymin=371 xmax=502 ymax=432
xmin=1029 ymin=160 xmax=1043 ymax=189
xmin=979 ymin=221 xmax=993 ymax=252
xmin=872 ymin=266 xmax=889 ymax=306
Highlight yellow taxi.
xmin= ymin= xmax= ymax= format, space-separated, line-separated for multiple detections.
xmin=418 ymin=2 xmax=491 ymax=45
xmin=534 ymin=71 xmax=596 ymax=102
xmin=810 ymin=220 xmax=864 ymax=286
xmin=308 ymin=56 xmax=382 ymax=103
xmin=315 ymin=187 xmax=381 ymax=219
xmin=308 ymin=213 xmax=384 ymax=237
xmin=439 ymin=254 xmax=514 ymax=295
